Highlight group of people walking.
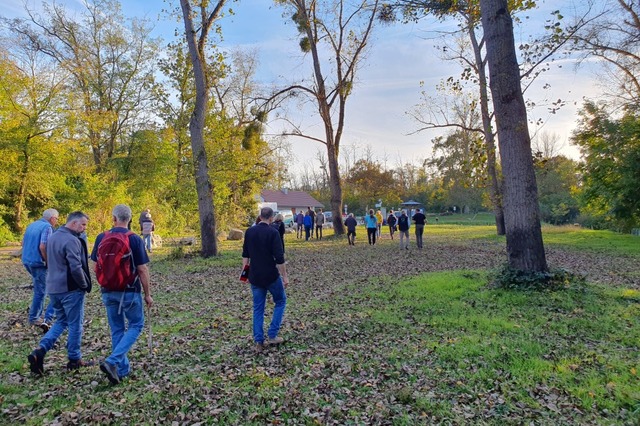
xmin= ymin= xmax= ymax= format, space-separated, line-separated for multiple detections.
xmin=354 ymin=208 xmax=427 ymax=249
xmin=295 ymin=207 xmax=326 ymax=241
xmin=22 ymin=205 xmax=153 ymax=385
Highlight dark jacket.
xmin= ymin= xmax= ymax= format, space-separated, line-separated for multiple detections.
xmin=242 ymin=222 xmax=285 ymax=288
xmin=46 ymin=226 xmax=91 ymax=294
xmin=271 ymin=220 xmax=286 ymax=252
xmin=398 ymin=214 xmax=410 ymax=232
xmin=344 ymin=217 xmax=357 ymax=232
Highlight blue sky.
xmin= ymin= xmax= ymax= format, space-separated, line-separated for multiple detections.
xmin=2 ymin=0 xmax=602 ymax=172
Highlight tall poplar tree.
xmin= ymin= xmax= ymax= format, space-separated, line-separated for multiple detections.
xmin=481 ymin=0 xmax=547 ymax=273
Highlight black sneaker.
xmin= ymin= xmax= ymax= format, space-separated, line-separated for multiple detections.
xmin=27 ymin=348 xmax=46 ymax=376
xmin=100 ymin=361 xmax=120 ymax=385
xmin=67 ymin=359 xmax=95 ymax=370
xmin=40 ymin=322 xmax=51 ymax=333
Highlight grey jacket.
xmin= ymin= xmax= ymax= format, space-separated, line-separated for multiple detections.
xmin=45 ymin=226 xmax=92 ymax=294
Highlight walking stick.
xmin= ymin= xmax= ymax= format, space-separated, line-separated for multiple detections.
xmin=147 ymin=304 xmax=153 ymax=357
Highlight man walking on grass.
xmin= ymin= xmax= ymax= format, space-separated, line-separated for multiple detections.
xmin=398 ymin=210 xmax=410 ymax=250
xmin=27 ymin=211 xmax=92 ymax=375
xmin=92 ymin=204 xmax=153 ymax=384
xmin=22 ymin=208 xmax=58 ymax=333
xmin=412 ymin=208 xmax=427 ymax=249
xmin=242 ymin=207 xmax=289 ymax=352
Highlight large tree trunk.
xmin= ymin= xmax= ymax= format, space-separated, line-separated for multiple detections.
xmin=181 ymin=0 xmax=219 ymax=257
xmin=481 ymin=0 xmax=547 ymax=272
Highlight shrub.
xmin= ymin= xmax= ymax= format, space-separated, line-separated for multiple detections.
xmin=489 ymin=265 xmax=586 ymax=291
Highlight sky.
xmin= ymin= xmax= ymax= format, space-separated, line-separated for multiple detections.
xmin=1 ymin=0 xmax=604 ymax=174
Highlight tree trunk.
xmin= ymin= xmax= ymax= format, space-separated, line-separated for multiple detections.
xmin=468 ymin=21 xmax=506 ymax=235
xmin=481 ymin=0 xmax=547 ymax=272
xmin=14 ymin=137 xmax=31 ymax=234
xmin=327 ymin=142 xmax=345 ymax=234
xmin=181 ymin=0 xmax=219 ymax=257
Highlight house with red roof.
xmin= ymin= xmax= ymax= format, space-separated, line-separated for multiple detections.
xmin=259 ymin=189 xmax=324 ymax=216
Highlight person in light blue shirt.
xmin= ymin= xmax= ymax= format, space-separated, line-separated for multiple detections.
xmin=364 ymin=209 xmax=378 ymax=245
xmin=22 ymin=208 xmax=58 ymax=332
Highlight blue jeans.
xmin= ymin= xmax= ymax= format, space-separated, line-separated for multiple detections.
xmin=25 ymin=265 xmax=55 ymax=323
xmin=251 ymin=277 xmax=286 ymax=344
xmin=39 ymin=290 xmax=85 ymax=361
xmin=102 ymin=291 xmax=145 ymax=377
xmin=143 ymin=234 xmax=152 ymax=251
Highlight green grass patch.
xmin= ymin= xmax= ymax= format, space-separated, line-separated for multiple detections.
xmin=541 ymin=226 xmax=640 ymax=255
xmin=362 ymin=270 xmax=640 ymax=417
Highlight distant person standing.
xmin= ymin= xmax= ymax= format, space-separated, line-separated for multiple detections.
xmin=412 ymin=208 xmax=427 ymax=249
xmin=387 ymin=210 xmax=397 ymax=240
xmin=344 ymin=213 xmax=358 ymax=245
xmin=22 ymin=208 xmax=58 ymax=332
xmin=303 ymin=211 xmax=313 ymax=241
xmin=307 ymin=207 xmax=316 ymax=239
xmin=397 ymin=210 xmax=410 ymax=250
xmin=364 ymin=209 xmax=378 ymax=245
xmin=295 ymin=210 xmax=304 ymax=239
xmin=375 ymin=210 xmax=383 ymax=238
xmin=27 ymin=211 xmax=92 ymax=375
xmin=315 ymin=208 xmax=325 ymax=240
xmin=141 ymin=213 xmax=155 ymax=253
xmin=271 ymin=213 xmax=286 ymax=252
xmin=138 ymin=209 xmax=150 ymax=233
xmin=242 ymin=207 xmax=289 ymax=352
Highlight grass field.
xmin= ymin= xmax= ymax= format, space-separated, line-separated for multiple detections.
xmin=0 ymin=225 xmax=638 ymax=424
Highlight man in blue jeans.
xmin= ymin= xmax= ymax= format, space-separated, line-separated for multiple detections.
xmin=242 ymin=207 xmax=289 ymax=352
xmin=27 ymin=211 xmax=92 ymax=375
xmin=91 ymin=204 xmax=153 ymax=384
xmin=22 ymin=208 xmax=58 ymax=332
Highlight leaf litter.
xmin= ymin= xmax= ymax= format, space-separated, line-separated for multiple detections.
xmin=0 ymin=232 xmax=638 ymax=425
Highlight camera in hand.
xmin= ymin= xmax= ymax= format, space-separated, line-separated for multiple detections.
xmin=239 ymin=264 xmax=250 ymax=282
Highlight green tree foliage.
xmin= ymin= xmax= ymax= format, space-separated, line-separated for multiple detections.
xmin=572 ymin=102 xmax=640 ymax=231
xmin=0 ymin=48 xmax=74 ymax=233
xmin=11 ymin=0 xmax=161 ymax=170
xmin=534 ymin=154 xmax=580 ymax=224
xmin=344 ymin=159 xmax=402 ymax=212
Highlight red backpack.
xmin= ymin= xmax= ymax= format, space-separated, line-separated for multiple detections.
xmin=95 ymin=230 xmax=137 ymax=291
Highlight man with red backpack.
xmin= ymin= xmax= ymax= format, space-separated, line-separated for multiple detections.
xmin=91 ymin=204 xmax=153 ymax=384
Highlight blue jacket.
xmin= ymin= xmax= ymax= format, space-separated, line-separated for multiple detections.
xmin=22 ymin=219 xmax=52 ymax=267
xmin=303 ymin=215 xmax=313 ymax=227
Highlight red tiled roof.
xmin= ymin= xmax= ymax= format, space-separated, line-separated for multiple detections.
xmin=261 ymin=190 xmax=324 ymax=209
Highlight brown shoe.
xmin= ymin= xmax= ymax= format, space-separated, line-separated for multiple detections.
xmin=254 ymin=343 xmax=264 ymax=353
xmin=266 ymin=336 xmax=284 ymax=345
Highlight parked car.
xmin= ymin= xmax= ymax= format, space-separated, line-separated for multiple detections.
xmin=277 ymin=211 xmax=294 ymax=228
xmin=321 ymin=211 xmax=333 ymax=228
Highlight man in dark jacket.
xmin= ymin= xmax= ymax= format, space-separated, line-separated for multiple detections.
xmin=344 ymin=213 xmax=358 ymax=245
xmin=412 ymin=208 xmax=427 ymax=249
xmin=397 ymin=210 xmax=410 ymax=250
xmin=27 ymin=211 xmax=92 ymax=375
xmin=242 ymin=207 xmax=289 ymax=352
